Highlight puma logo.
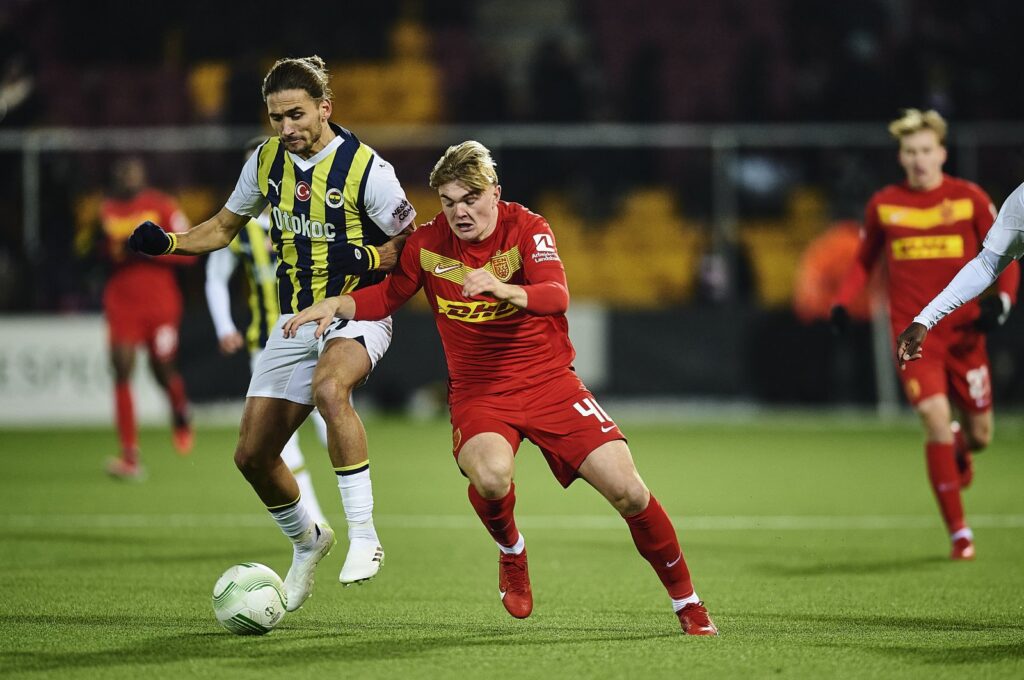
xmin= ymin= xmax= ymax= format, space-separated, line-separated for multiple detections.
xmin=268 ymin=178 xmax=282 ymax=195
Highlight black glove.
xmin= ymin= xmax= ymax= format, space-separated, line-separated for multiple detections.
xmin=974 ymin=294 xmax=1011 ymax=332
xmin=127 ymin=221 xmax=174 ymax=256
xmin=829 ymin=305 xmax=850 ymax=335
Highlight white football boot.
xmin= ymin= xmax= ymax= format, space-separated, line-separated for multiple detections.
xmin=283 ymin=523 xmax=336 ymax=611
xmin=339 ymin=538 xmax=384 ymax=585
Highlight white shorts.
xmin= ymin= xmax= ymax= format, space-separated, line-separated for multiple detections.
xmin=247 ymin=314 xmax=393 ymax=405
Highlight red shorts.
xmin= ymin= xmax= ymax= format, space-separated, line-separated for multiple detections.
xmin=897 ymin=331 xmax=992 ymax=413
xmin=449 ymin=371 xmax=626 ymax=488
xmin=104 ymin=297 xmax=182 ymax=360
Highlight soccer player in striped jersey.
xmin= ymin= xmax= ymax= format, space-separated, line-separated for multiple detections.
xmin=283 ymin=141 xmax=717 ymax=636
xmin=129 ymin=56 xmax=416 ymax=610
xmin=204 ymin=137 xmax=331 ymax=526
xmin=832 ymin=109 xmax=1019 ymax=560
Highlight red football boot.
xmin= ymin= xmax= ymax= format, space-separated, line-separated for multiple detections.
xmin=498 ymin=549 xmax=533 ymax=618
xmin=950 ymin=535 xmax=976 ymax=561
xmin=677 ymin=601 xmax=718 ymax=636
xmin=951 ymin=421 xmax=973 ymax=489
xmin=172 ymin=425 xmax=194 ymax=455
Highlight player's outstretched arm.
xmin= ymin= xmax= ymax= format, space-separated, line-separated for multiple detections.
xmin=896 ymin=322 xmax=927 ymax=368
xmin=129 ymin=207 xmax=249 ymax=256
xmin=282 ymin=295 xmax=357 ymax=339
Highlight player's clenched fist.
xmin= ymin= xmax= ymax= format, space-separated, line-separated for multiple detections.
xmin=896 ymin=322 xmax=927 ymax=368
xmin=128 ymin=220 xmax=175 ymax=256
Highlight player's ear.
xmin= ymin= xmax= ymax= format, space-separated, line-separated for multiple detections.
xmin=493 ymin=184 xmax=501 ymax=204
xmin=320 ymin=98 xmax=332 ymax=122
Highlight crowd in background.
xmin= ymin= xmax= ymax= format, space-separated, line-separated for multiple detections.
xmin=5 ymin=0 xmax=1024 ymax=127
xmin=2 ymin=0 xmax=1023 ymax=317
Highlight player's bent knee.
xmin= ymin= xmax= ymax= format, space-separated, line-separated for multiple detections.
xmin=970 ymin=427 xmax=992 ymax=450
xmin=311 ymin=380 xmax=352 ymax=415
xmin=607 ymin=483 xmax=650 ymax=517
xmin=233 ymin=446 xmax=274 ymax=477
xmin=469 ymin=469 xmax=513 ymax=499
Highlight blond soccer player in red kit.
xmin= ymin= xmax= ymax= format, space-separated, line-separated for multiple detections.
xmin=283 ymin=141 xmax=717 ymax=636
xmin=831 ymin=109 xmax=1019 ymax=560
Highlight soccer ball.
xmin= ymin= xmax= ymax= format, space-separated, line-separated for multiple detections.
xmin=211 ymin=563 xmax=287 ymax=635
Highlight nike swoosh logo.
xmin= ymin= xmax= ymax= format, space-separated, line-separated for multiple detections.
xmin=600 ymin=424 xmax=616 ymax=433
xmin=434 ymin=264 xmax=461 ymax=274
xmin=666 ymin=553 xmax=682 ymax=568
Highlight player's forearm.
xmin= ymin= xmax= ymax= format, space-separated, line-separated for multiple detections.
xmin=914 ymin=248 xmax=1009 ymax=328
xmin=492 ymin=283 xmax=529 ymax=309
xmin=171 ymin=208 xmax=244 ymax=255
xmin=519 ymin=281 xmax=568 ymax=315
xmin=348 ymin=280 xmax=411 ymax=319
xmin=994 ymin=258 xmax=1020 ymax=304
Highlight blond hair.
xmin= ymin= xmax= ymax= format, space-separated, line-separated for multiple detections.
xmin=429 ymin=141 xmax=499 ymax=190
xmin=888 ymin=108 xmax=948 ymax=144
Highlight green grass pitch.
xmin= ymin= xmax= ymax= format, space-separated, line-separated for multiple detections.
xmin=2 ymin=414 xmax=1023 ymax=679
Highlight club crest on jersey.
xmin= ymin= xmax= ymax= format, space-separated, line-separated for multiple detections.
xmin=490 ymin=251 xmax=513 ymax=281
xmin=295 ymin=181 xmax=311 ymax=202
xmin=326 ymin=188 xmax=344 ymax=209
xmin=939 ymin=199 xmax=956 ymax=225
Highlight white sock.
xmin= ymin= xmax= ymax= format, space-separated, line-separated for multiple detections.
xmin=951 ymin=527 xmax=974 ymax=542
xmin=671 ymin=592 xmax=701 ymax=612
xmin=336 ymin=465 xmax=378 ymax=543
xmin=268 ymin=498 xmax=315 ymax=544
xmin=497 ymin=532 xmax=525 ymax=555
xmin=279 ymin=432 xmax=327 ymax=525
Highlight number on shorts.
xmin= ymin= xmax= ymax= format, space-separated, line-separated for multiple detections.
xmin=573 ymin=397 xmax=611 ymax=423
xmin=966 ymin=366 xmax=990 ymax=404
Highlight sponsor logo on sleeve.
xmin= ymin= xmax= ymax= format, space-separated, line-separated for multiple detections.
xmin=391 ymin=199 xmax=414 ymax=226
xmin=531 ymin=233 xmax=560 ymax=263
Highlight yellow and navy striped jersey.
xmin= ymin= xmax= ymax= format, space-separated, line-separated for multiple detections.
xmin=227 ymin=215 xmax=279 ymax=351
xmin=255 ymin=124 xmax=394 ymax=313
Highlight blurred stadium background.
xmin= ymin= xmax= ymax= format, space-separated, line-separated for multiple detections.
xmin=2 ymin=0 xmax=1024 ymax=424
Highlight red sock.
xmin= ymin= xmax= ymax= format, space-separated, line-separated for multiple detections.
xmin=926 ymin=442 xmax=966 ymax=533
xmin=114 ymin=381 xmax=138 ymax=464
xmin=625 ymin=495 xmax=694 ymax=600
xmin=467 ymin=483 xmax=520 ymax=549
xmin=165 ymin=374 xmax=190 ymax=426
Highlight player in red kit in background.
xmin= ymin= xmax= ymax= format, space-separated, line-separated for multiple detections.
xmin=99 ymin=156 xmax=195 ymax=479
xmin=283 ymin=141 xmax=717 ymax=636
xmin=831 ymin=110 xmax=1019 ymax=560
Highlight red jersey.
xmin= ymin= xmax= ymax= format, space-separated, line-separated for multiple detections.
xmin=836 ymin=175 xmax=1018 ymax=339
xmin=349 ymin=201 xmax=575 ymax=400
xmin=100 ymin=189 xmax=191 ymax=307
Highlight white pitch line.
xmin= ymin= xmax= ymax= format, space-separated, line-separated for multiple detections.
xmin=2 ymin=513 xmax=1024 ymax=530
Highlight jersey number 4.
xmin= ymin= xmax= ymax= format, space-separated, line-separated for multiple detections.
xmin=573 ymin=397 xmax=610 ymax=422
